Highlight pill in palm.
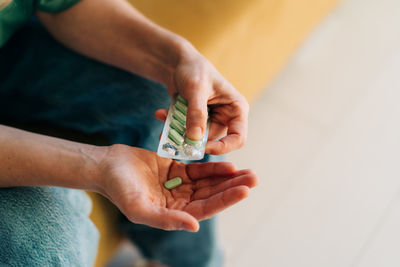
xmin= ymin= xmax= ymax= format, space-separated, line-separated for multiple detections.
xmin=164 ymin=177 xmax=183 ymax=190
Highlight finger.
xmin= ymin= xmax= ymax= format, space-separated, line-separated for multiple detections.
xmin=205 ymin=114 xmax=248 ymax=155
xmin=192 ymin=171 xmax=258 ymax=201
xmin=154 ymin=109 xmax=168 ymax=122
xmin=184 ymin=185 xmax=250 ymax=221
xmin=207 ymin=121 xmax=227 ymax=141
xmin=186 ymin=162 xmax=236 ymax=180
xmin=185 ymin=92 xmax=208 ymax=141
xmin=133 ymin=204 xmax=200 ymax=232
xmin=194 ymin=169 xmax=253 ymax=189
xmin=206 ymin=97 xmax=249 ymax=154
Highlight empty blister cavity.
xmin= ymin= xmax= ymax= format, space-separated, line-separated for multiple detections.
xmin=157 ymin=94 xmax=209 ymax=160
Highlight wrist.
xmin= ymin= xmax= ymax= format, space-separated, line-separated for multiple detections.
xmin=152 ymin=34 xmax=194 ymax=85
xmin=158 ymin=35 xmax=201 ymax=87
xmin=80 ymin=145 xmax=110 ymax=194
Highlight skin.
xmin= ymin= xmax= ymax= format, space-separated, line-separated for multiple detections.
xmin=37 ymin=0 xmax=249 ymax=153
xmin=97 ymin=144 xmax=258 ymax=232
xmin=0 ymin=0 xmax=256 ymax=232
xmin=0 ymin=125 xmax=258 ymax=232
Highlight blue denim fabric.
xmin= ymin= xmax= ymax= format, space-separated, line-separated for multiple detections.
xmin=0 ymin=19 xmax=222 ymax=267
xmin=0 ymin=187 xmax=99 ymax=267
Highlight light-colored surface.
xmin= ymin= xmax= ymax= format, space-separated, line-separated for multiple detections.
xmin=219 ymin=0 xmax=400 ymax=266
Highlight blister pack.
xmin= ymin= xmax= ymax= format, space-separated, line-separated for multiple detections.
xmin=157 ymin=95 xmax=209 ymax=161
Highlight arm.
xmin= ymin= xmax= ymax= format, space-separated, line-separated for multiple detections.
xmin=37 ymin=0 xmax=249 ymax=155
xmin=0 ymin=125 xmax=258 ymax=231
xmin=0 ymin=124 xmax=102 ymax=190
xmin=36 ymin=0 xmax=184 ymax=87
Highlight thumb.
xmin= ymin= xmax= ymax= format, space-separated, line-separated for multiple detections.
xmin=185 ymin=93 xmax=208 ymax=141
xmin=152 ymin=206 xmax=200 ymax=232
xmin=134 ymin=203 xmax=200 ymax=232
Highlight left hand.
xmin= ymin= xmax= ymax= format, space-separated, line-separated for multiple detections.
xmin=95 ymin=145 xmax=258 ymax=232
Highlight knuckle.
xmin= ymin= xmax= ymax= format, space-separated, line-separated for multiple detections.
xmin=185 ymin=75 xmax=206 ymax=90
xmin=219 ymin=140 xmax=229 ymax=154
xmin=211 ymin=147 xmax=224 ymax=155
xmin=239 ymin=96 xmax=250 ymax=112
xmin=247 ymin=169 xmax=257 ymax=177
xmin=185 ymin=77 xmax=199 ymax=89
xmin=238 ymin=135 xmax=247 ymax=148
xmin=243 ymin=99 xmax=250 ymax=111
xmin=188 ymin=108 xmax=207 ymax=123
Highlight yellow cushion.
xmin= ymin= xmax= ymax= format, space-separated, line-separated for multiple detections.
xmin=129 ymin=0 xmax=338 ymax=102
xmin=88 ymin=192 xmax=123 ymax=267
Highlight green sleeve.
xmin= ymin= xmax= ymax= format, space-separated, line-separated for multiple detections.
xmin=35 ymin=0 xmax=81 ymax=13
xmin=0 ymin=0 xmax=81 ymax=47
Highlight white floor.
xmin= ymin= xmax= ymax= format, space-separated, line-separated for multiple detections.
xmin=219 ymin=0 xmax=400 ymax=266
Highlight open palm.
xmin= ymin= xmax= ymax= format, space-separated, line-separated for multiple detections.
xmin=96 ymin=144 xmax=258 ymax=232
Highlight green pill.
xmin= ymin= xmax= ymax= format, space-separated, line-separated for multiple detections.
xmin=175 ymin=101 xmax=187 ymax=115
xmin=164 ymin=177 xmax=182 ymax=190
xmin=168 ymin=129 xmax=184 ymax=146
xmin=170 ymin=119 xmax=185 ymax=135
xmin=173 ymin=110 xmax=186 ymax=126
xmin=177 ymin=95 xmax=188 ymax=106
xmin=185 ymin=137 xmax=202 ymax=148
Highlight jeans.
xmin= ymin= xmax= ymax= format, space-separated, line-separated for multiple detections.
xmin=0 ymin=19 xmax=222 ymax=267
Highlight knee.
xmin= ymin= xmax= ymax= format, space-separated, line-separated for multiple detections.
xmin=0 ymin=187 xmax=99 ymax=267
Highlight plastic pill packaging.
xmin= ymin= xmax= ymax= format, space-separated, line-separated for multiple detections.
xmin=157 ymin=95 xmax=209 ymax=161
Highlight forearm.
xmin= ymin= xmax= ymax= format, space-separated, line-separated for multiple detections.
xmin=36 ymin=0 xmax=193 ymax=85
xmin=0 ymin=125 xmax=105 ymax=191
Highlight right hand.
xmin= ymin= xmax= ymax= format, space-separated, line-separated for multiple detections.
xmin=158 ymin=44 xmax=250 ymax=155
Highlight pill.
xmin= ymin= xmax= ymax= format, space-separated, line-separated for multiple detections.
xmin=185 ymin=137 xmax=202 ymax=148
xmin=164 ymin=177 xmax=183 ymax=190
xmin=177 ymin=95 xmax=188 ymax=106
xmin=175 ymin=101 xmax=187 ymax=115
xmin=168 ymin=129 xmax=184 ymax=146
xmin=170 ymin=118 xmax=185 ymax=135
xmin=173 ymin=110 xmax=186 ymax=126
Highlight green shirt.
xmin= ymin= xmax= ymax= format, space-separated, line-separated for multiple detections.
xmin=0 ymin=0 xmax=80 ymax=47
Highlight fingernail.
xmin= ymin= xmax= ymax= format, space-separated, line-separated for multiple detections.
xmin=187 ymin=126 xmax=203 ymax=141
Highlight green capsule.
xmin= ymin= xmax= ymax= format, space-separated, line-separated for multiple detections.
xmin=170 ymin=119 xmax=185 ymax=135
xmin=164 ymin=177 xmax=183 ymax=190
xmin=175 ymin=100 xmax=187 ymax=115
xmin=173 ymin=109 xmax=186 ymax=126
xmin=185 ymin=137 xmax=202 ymax=148
xmin=177 ymin=95 xmax=188 ymax=106
xmin=168 ymin=129 xmax=184 ymax=146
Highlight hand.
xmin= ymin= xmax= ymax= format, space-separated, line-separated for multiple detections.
xmin=157 ymin=44 xmax=249 ymax=155
xmin=94 ymin=144 xmax=258 ymax=232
